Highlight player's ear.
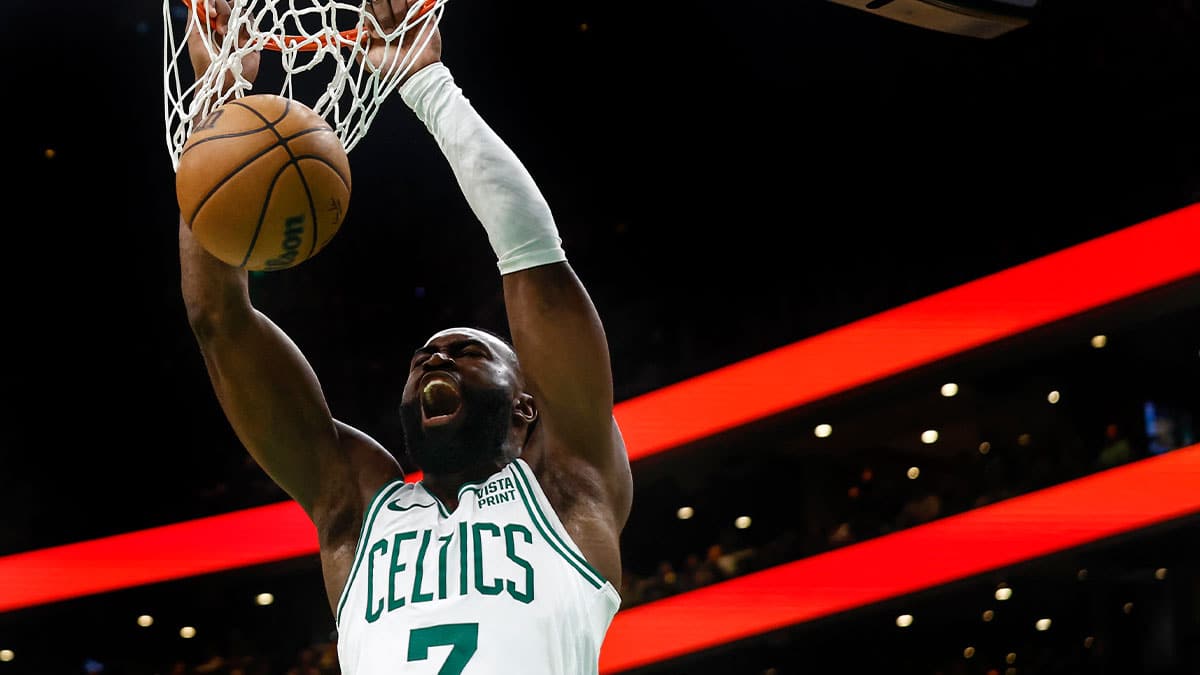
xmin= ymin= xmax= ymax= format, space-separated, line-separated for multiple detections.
xmin=513 ymin=393 xmax=537 ymax=425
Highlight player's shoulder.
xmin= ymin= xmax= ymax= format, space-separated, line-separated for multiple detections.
xmin=312 ymin=421 xmax=405 ymax=535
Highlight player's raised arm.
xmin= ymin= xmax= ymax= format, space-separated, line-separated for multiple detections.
xmin=390 ymin=7 xmax=632 ymax=519
xmin=178 ymin=1 xmax=401 ymax=524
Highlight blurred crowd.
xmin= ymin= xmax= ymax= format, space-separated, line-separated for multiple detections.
xmin=161 ymin=641 xmax=338 ymax=675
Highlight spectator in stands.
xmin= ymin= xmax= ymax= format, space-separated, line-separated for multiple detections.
xmin=1097 ymin=422 xmax=1133 ymax=468
xmin=896 ymin=492 xmax=943 ymax=530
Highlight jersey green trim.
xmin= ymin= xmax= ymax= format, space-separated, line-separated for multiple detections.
xmin=512 ymin=461 xmax=608 ymax=585
xmin=510 ymin=465 xmax=603 ymax=589
xmin=456 ymin=479 xmax=488 ymax=500
xmin=335 ymin=479 xmax=408 ymax=626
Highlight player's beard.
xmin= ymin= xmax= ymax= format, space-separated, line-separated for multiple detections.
xmin=399 ymin=384 xmax=514 ymax=475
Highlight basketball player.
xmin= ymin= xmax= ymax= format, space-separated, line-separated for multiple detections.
xmin=179 ymin=2 xmax=632 ymax=672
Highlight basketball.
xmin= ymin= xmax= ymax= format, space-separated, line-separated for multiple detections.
xmin=176 ymin=94 xmax=351 ymax=271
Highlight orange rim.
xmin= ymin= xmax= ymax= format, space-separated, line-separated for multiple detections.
xmin=180 ymin=0 xmax=437 ymax=53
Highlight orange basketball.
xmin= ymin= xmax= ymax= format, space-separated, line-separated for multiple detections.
xmin=176 ymin=94 xmax=351 ymax=271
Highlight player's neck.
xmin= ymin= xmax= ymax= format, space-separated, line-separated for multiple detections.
xmin=421 ymin=458 xmax=512 ymax=512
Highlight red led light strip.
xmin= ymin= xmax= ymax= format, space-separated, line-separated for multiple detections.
xmin=1 ymin=204 xmax=1198 ymax=625
xmin=599 ymin=443 xmax=1200 ymax=672
xmin=616 ymin=203 xmax=1200 ymax=460
xmin=0 ymin=502 xmax=316 ymax=613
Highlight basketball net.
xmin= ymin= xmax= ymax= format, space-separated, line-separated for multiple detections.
xmin=163 ymin=0 xmax=446 ymax=171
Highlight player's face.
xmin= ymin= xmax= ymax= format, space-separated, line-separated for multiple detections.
xmin=399 ymin=328 xmax=522 ymax=474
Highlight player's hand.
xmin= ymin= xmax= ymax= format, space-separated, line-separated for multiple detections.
xmin=185 ymin=0 xmax=261 ymax=88
xmin=360 ymin=0 xmax=442 ymax=82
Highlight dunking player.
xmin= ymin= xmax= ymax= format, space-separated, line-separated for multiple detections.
xmin=179 ymin=1 xmax=632 ymax=672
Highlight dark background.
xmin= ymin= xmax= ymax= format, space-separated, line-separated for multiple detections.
xmin=1 ymin=0 xmax=1198 ymax=554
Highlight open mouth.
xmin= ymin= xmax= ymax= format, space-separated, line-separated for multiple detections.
xmin=420 ymin=373 xmax=463 ymax=424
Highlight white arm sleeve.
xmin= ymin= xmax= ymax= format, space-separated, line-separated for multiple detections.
xmin=399 ymin=63 xmax=567 ymax=275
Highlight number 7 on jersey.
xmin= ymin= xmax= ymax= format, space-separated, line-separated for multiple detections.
xmin=407 ymin=623 xmax=479 ymax=674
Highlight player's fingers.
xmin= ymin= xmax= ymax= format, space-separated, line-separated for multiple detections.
xmin=365 ymin=0 xmax=402 ymax=34
xmin=202 ymin=1 xmax=218 ymax=26
xmin=189 ymin=0 xmax=217 ymax=35
xmin=213 ymin=0 xmax=233 ymax=36
xmin=186 ymin=1 xmax=218 ymax=42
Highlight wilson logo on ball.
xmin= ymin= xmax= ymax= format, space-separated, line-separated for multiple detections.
xmin=266 ymin=215 xmax=307 ymax=270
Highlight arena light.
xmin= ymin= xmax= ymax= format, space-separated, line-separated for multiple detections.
xmin=0 ymin=205 xmax=1198 ymax=616
xmin=597 ymin=443 xmax=1200 ymax=673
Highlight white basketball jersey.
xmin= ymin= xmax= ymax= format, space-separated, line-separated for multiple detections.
xmin=336 ymin=459 xmax=621 ymax=675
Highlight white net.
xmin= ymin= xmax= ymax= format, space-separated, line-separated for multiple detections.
xmin=163 ymin=0 xmax=446 ymax=171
